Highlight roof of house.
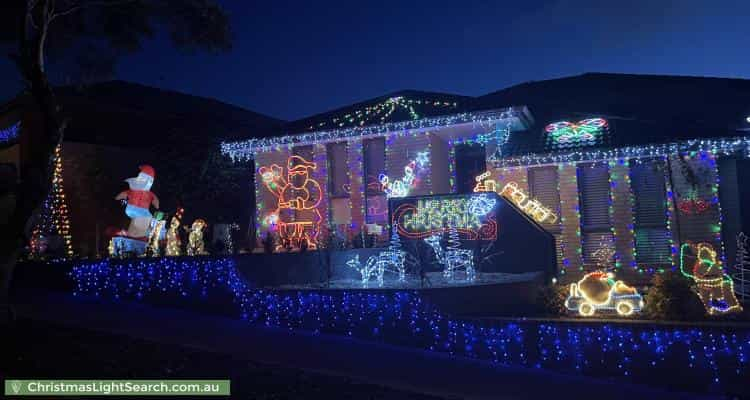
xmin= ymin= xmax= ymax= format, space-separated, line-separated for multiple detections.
xmin=284 ymin=89 xmax=472 ymax=133
xmin=473 ymin=72 xmax=750 ymax=157
xmin=4 ymin=73 xmax=749 ymax=158
xmin=2 ymin=81 xmax=284 ymax=149
xmin=223 ymin=72 xmax=750 ymax=161
xmin=221 ymin=89 xmax=535 ymax=160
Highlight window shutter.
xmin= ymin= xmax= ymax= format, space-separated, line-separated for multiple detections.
xmin=364 ymin=138 xmax=385 ymax=195
xmin=630 ymin=160 xmax=671 ymax=265
xmin=528 ymin=166 xmax=561 ymax=233
xmin=578 ymin=163 xmax=613 ymax=264
xmin=668 ymin=158 xmax=721 ymax=246
xmin=293 ymin=145 xmax=313 ymax=161
xmin=363 ymin=138 xmax=386 ymax=225
xmin=327 ymin=142 xmax=349 ymax=197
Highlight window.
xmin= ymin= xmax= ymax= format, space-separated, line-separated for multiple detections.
xmin=363 ymin=138 xmax=386 ymax=225
xmin=292 ymin=145 xmax=313 ymax=161
xmin=330 ymin=197 xmax=351 ymax=225
xmin=327 ymin=142 xmax=349 ymax=197
xmin=455 ymin=143 xmax=486 ymax=194
xmin=577 ymin=163 xmax=613 ymax=265
xmin=528 ymin=166 xmax=561 ymax=232
xmin=630 ymin=160 xmax=671 ymax=266
xmin=529 ymin=166 xmax=563 ymax=267
xmin=363 ymin=138 xmax=385 ymax=195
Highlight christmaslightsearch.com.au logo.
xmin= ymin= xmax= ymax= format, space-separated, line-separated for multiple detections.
xmin=4 ymin=379 xmax=230 ymax=396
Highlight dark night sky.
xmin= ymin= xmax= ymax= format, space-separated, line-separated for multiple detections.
xmin=1 ymin=0 xmax=749 ymax=121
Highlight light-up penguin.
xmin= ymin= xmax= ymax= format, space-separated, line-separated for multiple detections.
xmin=115 ymin=165 xmax=160 ymax=239
xmin=259 ymin=156 xmax=322 ymax=249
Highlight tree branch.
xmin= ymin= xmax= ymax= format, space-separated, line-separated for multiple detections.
xmin=50 ymin=0 xmax=138 ymax=21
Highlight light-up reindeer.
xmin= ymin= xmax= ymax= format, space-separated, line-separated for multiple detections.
xmin=424 ymin=233 xmax=475 ymax=281
xmin=259 ymin=156 xmax=323 ymax=249
xmin=347 ymin=254 xmax=385 ymax=287
xmin=346 ymin=250 xmax=407 ymax=288
xmin=345 ymin=228 xmax=407 ymax=287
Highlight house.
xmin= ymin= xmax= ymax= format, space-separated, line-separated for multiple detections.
xmin=223 ymin=73 xmax=750 ymax=284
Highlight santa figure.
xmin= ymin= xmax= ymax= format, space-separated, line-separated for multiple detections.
xmin=115 ymin=165 xmax=160 ymax=239
xmin=259 ymin=155 xmax=322 ymax=249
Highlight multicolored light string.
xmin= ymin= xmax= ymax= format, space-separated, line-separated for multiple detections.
xmin=304 ymin=96 xmax=457 ymax=131
xmin=493 ymin=137 xmax=750 ymax=168
xmin=708 ymin=152 xmax=726 ymax=263
xmin=29 ymin=144 xmax=73 ymax=258
xmin=607 ymin=161 xmax=619 ymax=269
xmin=662 ymin=156 xmax=679 ymax=273
xmin=447 ymin=139 xmax=457 ymax=193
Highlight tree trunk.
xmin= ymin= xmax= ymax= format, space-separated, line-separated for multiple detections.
xmin=0 ymin=0 xmax=64 ymax=323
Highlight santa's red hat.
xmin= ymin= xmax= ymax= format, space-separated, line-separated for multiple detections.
xmin=139 ymin=165 xmax=155 ymax=179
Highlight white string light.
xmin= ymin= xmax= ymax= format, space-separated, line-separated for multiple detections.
xmin=221 ymin=109 xmax=519 ymax=161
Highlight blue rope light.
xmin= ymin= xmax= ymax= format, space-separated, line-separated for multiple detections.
xmin=70 ymin=257 xmax=750 ymax=394
xmin=0 ymin=122 xmax=20 ymax=144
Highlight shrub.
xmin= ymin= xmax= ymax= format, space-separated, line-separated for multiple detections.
xmin=644 ymin=272 xmax=705 ymax=321
xmin=537 ymin=284 xmax=569 ymax=316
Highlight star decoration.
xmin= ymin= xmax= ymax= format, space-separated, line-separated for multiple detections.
xmin=591 ymin=240 xmax=616 ymax=270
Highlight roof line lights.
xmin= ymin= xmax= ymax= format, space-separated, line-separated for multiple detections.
xmin=221 ymin=108 xmax=519 ymax=161
xmin=491 ymin=137 xmax=750 ymax=168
